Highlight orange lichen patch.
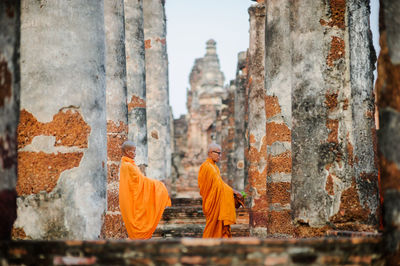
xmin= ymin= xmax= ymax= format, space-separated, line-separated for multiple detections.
xmin=127 ymin=95 xmax=146 ymax=111
xmin=265 ymin=96 xmax=281 ymax=119
xmin=346 ymin=134 xmax=354 ymax=167
xmin=18 ymin=109 xmax=91 ymax=149
xmin=268 ymin=151 xmax=292 ymax=175
xmin=325 ymin=174 xmax=335 ymax=195
xmin=343 ymin=98 xmax=349 ymax=110
xmin=107 ymin=133 xmax=127 ymax=162
xmin=380 ymin=156 xmax=400 ymax=192
xmin=330 ymin=178 xmax=370 ymax=223
xmin=11 ymin=227 xmax=28 ymax=240
xmin=107 ymin=120 xmax=128 ymax=134
xmin=107 ymin=163 xmax=120 ymax=183
xmin=267 ymin=210 xmax=293 ymax=235
xmin=325 ymin=92 xmax=338 ymax=111
xmin=100 ymin=213 xmax=128 ymax=239
xmin=249 ymin=134 xmax=256 ymax=144
xmin=151 ymin=130 xmax=159 ymax=140
xmin=365 ymin=110 xmax=374 ymax=119
xmin=17 ymin=151 xmax=83 ymax=195
xmin=156 ymin=38 xmax=166 ymax=45
xmin=294 ymin=224 xmax=331 ymax=238
xmin=144 ymin=39 xmax=151 ymax=49
xmin=268 ymin=182 xmax=291 ymax=204
xmin=237 ymin=161 xmax=244 ymax=169
xmin=107 ymin=188 xmax=120 ymax=212
xmin=320 ymin=0 xmax=346 ymax=30
xmin=376 ymin=32 xmax=400 ymax=112
xmin=265 ymin=122 xmax=291 ymax=145
xmin=327 ymin=36 xmax=345 ymax=67
xmin=0 ymin=58 xmax=12 ymax=107
xmin=327 ymin=119 xmax=339 ymax=143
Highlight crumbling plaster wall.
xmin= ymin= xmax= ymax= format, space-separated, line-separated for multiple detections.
xmin=13 ymin=0 xmax=107 ymax=240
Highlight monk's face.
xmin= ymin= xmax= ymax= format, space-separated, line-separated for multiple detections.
xmin=208 ymin=148 xmax=222 ymax=163
xmin=125 ymin=146 xmax=136 ymax=159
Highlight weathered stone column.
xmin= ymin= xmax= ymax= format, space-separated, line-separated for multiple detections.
xmin=246 ymin=2 xmax=267 ymax=237
xmin=124 ymin=0 xmax=147 ymax=170
xmin=377 ymin=0 xmax=400 ymax=263
xmin=143 ymin=0 xmax=171 ymax=182
xmin=290 ymin=0 xmax=379 ymax=235
xmin=14 ymin=0 xmax=106 ymax=239
xmin=233 ymin=52 xmax=247 ymax=192
xmin=101 ymin=0 xmax=128 ymax=239
xmin=264 ymin=0 xmax=293 ymax=237
xmin=0 ymin=1 xmax=20 ymax=240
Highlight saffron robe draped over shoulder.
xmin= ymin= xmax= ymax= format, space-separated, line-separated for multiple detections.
xmin=198 ymin=158 xmax=236 ymax=238
xmin=119 ymin=156 xmax=171 ymax=239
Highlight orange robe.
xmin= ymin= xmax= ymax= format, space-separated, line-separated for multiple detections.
xmin=198 ymin=158 xmax=236 ymax=238
xmin=119 ymin=156 xmax=171 ymax=239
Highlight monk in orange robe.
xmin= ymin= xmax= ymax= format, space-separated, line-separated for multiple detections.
xmin=119 ymin=141 xmax=171 ymax=239
xmin=198 ymin=143 xmax=244 ymax=238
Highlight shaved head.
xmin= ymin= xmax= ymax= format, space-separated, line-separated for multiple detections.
xmin=208 ymin=143 xmax=221 ymax=153
xmin=122 ymin=141 xmax=136 ymax=153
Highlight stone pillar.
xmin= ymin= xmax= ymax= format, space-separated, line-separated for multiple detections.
xmin=376 ymin=0 xmax=400 ymax=263
xmin=124 ymin=0 xmax=147 ymax=169
xmin=101 ymin=0 xmax=128 ymax=239
xmin=233 ymin=52 xmax=247 ymax=192
xmin=0 ymin=1 xmax=20 ymax=240
xmin=218 ymin=84 xmax=236 ymax=187
xmin=264 ymin=0 xmax=293 ymax=237
xmin=14 ymin=0 xmax=106 ymax=240
xmin=143 ymin=0 xmax=171 ymax=182
xmin=290 ymin=0 xmax=379 ymax=236
xmin=246 ymin=2 xmax=267 ymax=237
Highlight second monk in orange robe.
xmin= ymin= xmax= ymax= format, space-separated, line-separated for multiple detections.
xmin=198 ymin=143 xmax=244 ymax=238
xmin=119 ymin=141 xmax=171 ymax=239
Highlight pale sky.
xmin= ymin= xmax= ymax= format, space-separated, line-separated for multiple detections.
xmin=166 ymin=0 xmax=381 ymax=119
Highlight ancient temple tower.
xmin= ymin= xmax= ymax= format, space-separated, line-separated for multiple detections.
xmin=176 ymin=39 xmax=226 ymax=197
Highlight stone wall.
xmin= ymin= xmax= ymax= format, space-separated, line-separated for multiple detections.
xmin=0 ymin=237 xmax=385 ymax=265
xmin=376 ymin=0 xmax=400 ymax=263
xmin=0 ymin=0 xmax=20 ymax=240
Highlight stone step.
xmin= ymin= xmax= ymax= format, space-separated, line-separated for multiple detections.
xmin=153 ymin=224 xmax=250 ymax=238
xmin=171 ymin=197 xmax=202 ymax=207
xmin=160 ymin=206 xmax=250 ymax=225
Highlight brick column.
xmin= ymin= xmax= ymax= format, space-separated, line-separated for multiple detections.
xmin=124 ymin=0 xmax=148 ymax=170
xmin=290 ymin=0 xmax=379 ymax=236
xmin=246 ymin=2 xmax=267 ymax=237
xmin=102 ymin=0 xmax=128 ymax=239
xmin=143 ymin=0 xmax=171 ymax=183
xmin=377 ymin=0 xmax=400 ymax=263
xmin=0 ymin=0 xmax=20 ymax=240
xmin=264 ymin=0 xmax=293 ymax=237
xmin=14 ymin=0 xmax=106 ymax=239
